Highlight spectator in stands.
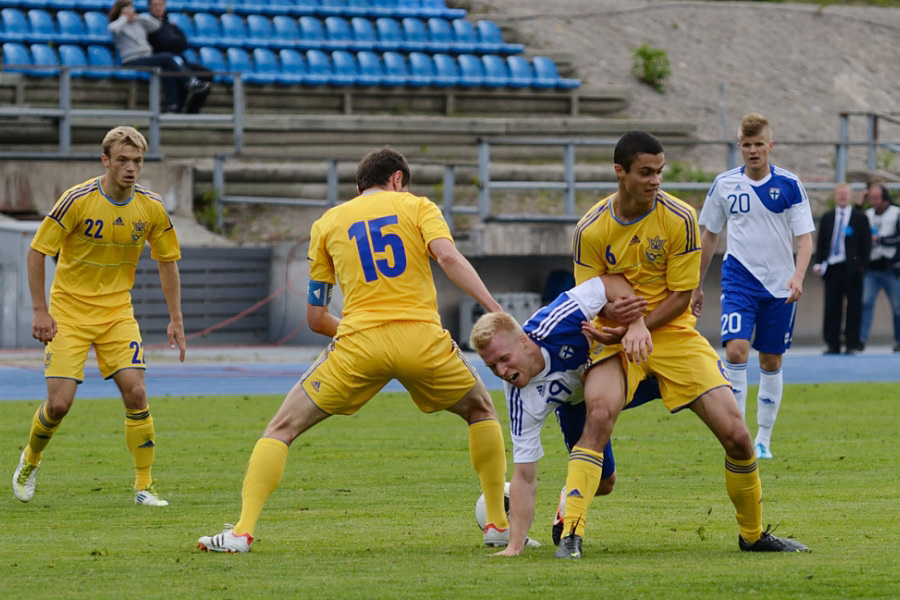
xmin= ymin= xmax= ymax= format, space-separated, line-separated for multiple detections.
xmin=860 ymin=182 xmax=900 ymax=352
xmin=107 ymin=0 xmax=208 ymax=113
xmin=812 ymin=183 xmax=871 ymax=354
xmin=146 ymin=0 xmax=212 ymax=113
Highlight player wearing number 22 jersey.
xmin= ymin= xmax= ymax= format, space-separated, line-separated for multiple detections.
xmin=198 ymin=148 xmax=510 ymax=553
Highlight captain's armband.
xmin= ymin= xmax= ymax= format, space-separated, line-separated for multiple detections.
xmin=307 ymin=280 xmax=334 ymax=306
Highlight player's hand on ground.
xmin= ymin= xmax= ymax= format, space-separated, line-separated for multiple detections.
xmin=31 ymin=310 xmax=57 ymax=344
xmin=622 ymin=318 xmax=652 ymax=364
xmin=604 ymin=294 xmax=647 ymax=324
xmin=582 ymin=321 xmax=626 ymax=345
xmin=690 ymin=287 xmax=704 ymax=317
xmin=168 ymin=320 xmax=186 ymax=362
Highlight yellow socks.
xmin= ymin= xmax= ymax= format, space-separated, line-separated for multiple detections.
xmin=124 ymin=407 xmax=155 ymax=491
xmin=234 ymin=437 xmax=289 ymax=537
xmin=725 ymin=455 xmax=763 ymax=543
xmin=24 ymin=402 xmax=61 ymax=465
xmin=562 ymin=445 xmax=604 ymax=537
xmin=468 ymin=418 xmax=509 ymax=529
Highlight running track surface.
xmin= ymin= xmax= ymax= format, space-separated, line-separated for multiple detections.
xmin=1 ymin=347 xmax=898 ymax=401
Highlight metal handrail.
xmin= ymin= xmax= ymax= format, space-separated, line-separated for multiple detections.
xmin=0 ymin=65 xmax=244 ymax=156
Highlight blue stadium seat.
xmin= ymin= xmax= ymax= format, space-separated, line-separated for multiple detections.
xmin=431 ymin=52 xmax=458 ymax=86
xmin=225 ymin=46 xmax=253 ymax=80
xmin=324 ymin=16 xmax=354 ymax=50
xmin=220 ymin=13 xmax=250 ymax=47
xmin=456 ymin=53 xmax=484 ymax=87
xmin=304 ymin=48 xmax=332 ymax=84
xmin=192 ymin=13 xmax=221 ymax=47
xmin=343 ymin=0 xmax=371 ymax=17
xmin=71 ymin=0 xmax=115 ymax=9
xmin=263 ymin=0 xmax=297 ymax=16
xmin=318 ymin=0 xmax=347 ymax=17
xmin=373 ymin=17 xmax=403 ymax=51
xmin=399 ymin=17 xmax=429 ymax=52
xmin=58 ymin=43 xmax=88 ymax=77
xmin=56 ymin=10 xmax=87 ymax=44
xmin=480 ymin=54 xmax=509 ymax=87
xmin=18 ymin=0 xmax=49 ymax=10
xmin=26 ymin=9 xmax=56 ymax=43
xmin=407 ymin=51 xmax=434 ymax=86
xmin=86 ymin=44 xmax=129 ymax=79
xmin=299 ymin=16 xmax=328 ymax=50
xmin=381 ymin=50 xmax=409 ymax=86
xmin=167 ymin=13 xmax=194 ymax=42
xmin=395 ymin=0 xmax=420 ymax=18
xmin=1 ymin=8 xmax=29 ymax=42
xmin=366 ymin=0 xmax=397 ymax=18
xmin=1 ymin=42 xmax=32 ymax=74
xmin=330 ymin=49 xmax=359 ymax=85
xmin=425 ymin=17 xmax=454 ymax=53
xmin=505 ymin=55 xmax=534 ymax=88
xmin=278 ymin=48 xmax=306 ymax=84
xmin=420 ymin=0 xmax=465 ymax=19
xmin=294 ymin=0 xmax=321 ymax=15
xmin=273 ymin=15 xmax=300 ymax=47
xmin=475 ymin=20 xmax=524 ymax=55
xmin=83 ymin=11 xmax=110 ymax=44
xmin=29 ymin=43 xmax=59 ymax=76
xmin=198 ymin=46 xmax=231 ymax=82
xmin=247 ymin=15 xmax=277 ymax=47
xmin=532 ymin=55 xmax=580 ymax=89
xmin=355 ymin=50 xmax=385 ymax=85
xmin=251 ymin=47 xmax=280 ymax=84
xmin=349 ymin=16 xmax=377 ymax=51
xmin=450 ymin=18 xmax=478 ymax=54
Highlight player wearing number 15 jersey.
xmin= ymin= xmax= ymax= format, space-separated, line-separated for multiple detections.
xmin=199 ymin=147 xmax=511 ymax=553
xmin=14 ymin=126 xmax=185 ymax=508
xmin=693 ymin=113 xmax=814 ymax=460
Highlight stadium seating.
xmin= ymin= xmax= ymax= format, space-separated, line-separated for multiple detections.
xmin=192 ymin=13 xmax=222 ymax=47
xmin=58 ymin=43 xmax=88 ymax=77
xmin=532 ymin=55 xmax=580 ymax=90
xmin=407 ymin=51 xmax=434 ymax=86
xmin=355 ymin=50 xmax=385 ymax=85
xmin=198 ymin=46 xmax=230 ymax=82
xmin=457 ymin=53 xmax=486 ymax=87
xmin=475 ymin=20 xmax=524 ymax=55
xmin=167 ymin=13 xmax=195 ymax=41
xmin=324 ymin=16 xmax=355 ymax=50
xmin=480 ymin=54 xmax=510 ymax=87
xmin=277 ymin=47 xmax=307 ymax=84
xmin=400 ymin=17 xmax=429 ymax=53
xmin=330 ymin=48 xmax=360 ymax=85
xmin=220 ymin=13 xmax=251 ymax=47
xmin=1 ymin=41 xmax=32 ymax=73
xmin=82 ymin=11 xmax=108 ymax=44
xmin=381 ymin=50 xmax=409 ymax=86
xmin=1 ymin=8 xmax=29 ymax=42
xmin=349 ymin=16 xmax=377 ymax=51
xmin=425 ymin=17 xmax=453 ymax=53
xmin=56 ymin=10 xmax=88 ymax=44
xmin=26 ymin=9 xmax=56 ymax=43
xmin=29 ymin=42 xmax=58 ymax=76
xmin=247 ymin=14 xmax=277 ymax=47
xmin=272 ymin=15 xmax=300 ymax=48
xmin=431 ymin=52 xmax=459 ymax=86
xmin=304 ymin=48 xmax=332 ymax=84
xmin=505 ymin=55 xmax=534 ymax=88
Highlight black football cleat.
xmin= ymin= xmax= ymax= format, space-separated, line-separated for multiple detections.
xmin=554 ymin=533 xmax=583 ymax=558
xmin=739 ymin=529 xmax=809 ymax=553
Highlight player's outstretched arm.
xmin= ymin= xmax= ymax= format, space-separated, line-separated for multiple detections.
xmin=599 ymin=274 xmax=647 ymax=324
xmin=26 ymin=248 xmax=57 ymax=344
xmin=692 ymin=228 xmax=721 ymax=317
xmin=494 ymin=462 xmax=538 ymax=557
xmin=307 ymin=303 xmax=340 ymax=338
xmin=157 ymin=260 xmax=186 ymax=361
xmin=429 ymin=237 xmax=502 ymax=312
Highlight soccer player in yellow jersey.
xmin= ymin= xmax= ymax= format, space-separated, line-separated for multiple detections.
xmin=12 ymin=126 xmax=185 ymax=507
xmin=555 ymin=131 xmax=808 ymax=558
xmin=198 ymin=147 xmax=510 ymax=553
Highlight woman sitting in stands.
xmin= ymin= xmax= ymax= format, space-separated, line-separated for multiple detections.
xmin=107 ymin=0 xmax=208 ymax=113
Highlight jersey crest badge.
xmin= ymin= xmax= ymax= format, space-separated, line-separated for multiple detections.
xmin=769 ymin=188 xmax=781 ymax=201
xmin=131 ymin=220 xmax=147 ymax=241
xmin=558 ymin=345 xmax=575 ymax=360
xmin=644 ymin=235 xmax=667 ymax=264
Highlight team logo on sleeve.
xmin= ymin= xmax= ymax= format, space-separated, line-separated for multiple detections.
xmin=644 ymin=235 xmax=667 ymax=264
xmin=559 ymin=345 xmax=575 ymax=360
xmin=131 ymin=220 xmax=148 ymax=241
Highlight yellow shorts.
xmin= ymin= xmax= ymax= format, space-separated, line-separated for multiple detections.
xmin=587 ymin=326 xmax=729 ymax=413
xmin=44 ymin=318 xmax=145 ymax=382
xmin=300 ymin=321 xmax=478 ymax=416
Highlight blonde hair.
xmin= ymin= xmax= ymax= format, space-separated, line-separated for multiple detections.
xmin=469 ymin=312 xmax=522 ymax=352
xmin=102 ymin=126 xmax=147 ymax=157
xmin=739 ymin=113 xmax=770 ymax=140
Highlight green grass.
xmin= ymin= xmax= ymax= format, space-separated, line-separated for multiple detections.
xmin=2 ymin=383 xmax=898 ymax=599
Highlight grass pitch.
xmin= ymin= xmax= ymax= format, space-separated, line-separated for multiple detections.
xmin=2 ymin=382 xmax=898 ymax=599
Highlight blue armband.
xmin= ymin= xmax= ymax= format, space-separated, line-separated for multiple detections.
xmin=307 ymin=280 xmax=333 ymax=306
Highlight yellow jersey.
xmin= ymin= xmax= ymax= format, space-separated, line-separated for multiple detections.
xmin=31 ymin=177 xmax=181 ymax=324
xmin=307 ymin=190 xmax=452 ymax=337
xmin=573 ymin=190 xmax=700 ymax=330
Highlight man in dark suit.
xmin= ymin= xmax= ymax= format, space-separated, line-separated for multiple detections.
xmin=813 ymin=183 xmax=872 ymax=354
xmin=146 ymin=0 xmax=212 ymax=113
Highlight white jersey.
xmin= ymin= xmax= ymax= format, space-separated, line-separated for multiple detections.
xmin=700 ymin=165 xmax=815 ymax=298
xmin=505 ymin=277 xmax=608 ymax=463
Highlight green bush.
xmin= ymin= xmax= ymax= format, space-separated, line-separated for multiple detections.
xmin=631 ymin=43 xmax=671 ymax=93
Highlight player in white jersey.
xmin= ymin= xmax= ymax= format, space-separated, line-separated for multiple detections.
xmin=470 ymin=275 xmax=659 ymax=555
xmin=692 ymin=113 xmax=814 ymax=459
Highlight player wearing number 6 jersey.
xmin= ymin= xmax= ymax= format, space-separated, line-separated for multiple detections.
xmin=692 ymin=113 xmax=814 ymax=460
xmin=13 ymin=126 xmax=185 ymax=507
xmin=199 ymin=147 xmax=511 ymax=553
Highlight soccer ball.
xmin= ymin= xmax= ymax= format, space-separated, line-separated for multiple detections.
xmin=474 ymin=481 xmax=511 ymax=530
